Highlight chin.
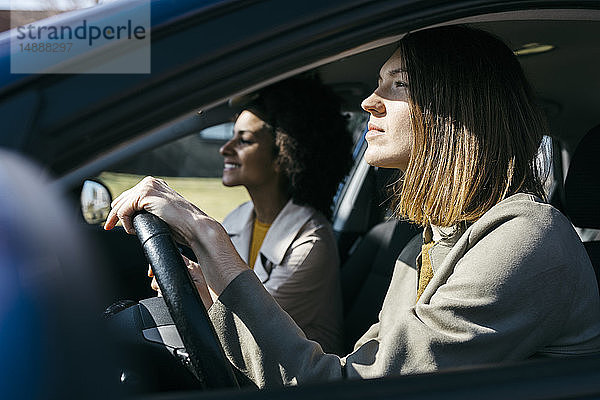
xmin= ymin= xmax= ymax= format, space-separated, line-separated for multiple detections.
xmin=363 ymin=150 xmax=380 ymax=167
xmin=363 ymin=152 xmax=406 ymax=171
xmin=364 ymin=151 xmax=390 ymax=168
xmin=221 ymin=179 xmax=238 ymax=187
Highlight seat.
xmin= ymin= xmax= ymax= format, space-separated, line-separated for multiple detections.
xmin=341 ymin=219 xmax=421 ymax=353
xmin=563 ymin=124 xmax=600 ymax=288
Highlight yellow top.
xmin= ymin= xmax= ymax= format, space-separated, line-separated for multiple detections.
xmin=249 ymin=218 xmax=271 ymax=269
xmin=416 ymin=240 xmax=435 ymax=302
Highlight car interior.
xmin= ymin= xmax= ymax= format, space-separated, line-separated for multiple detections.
xmin=76 ymin=12 xmax=600 ymax=395
xmin=3 ymin=3 xmax=600 ymax=398
xmin=75 ymin=10 xmax=600 ymax=394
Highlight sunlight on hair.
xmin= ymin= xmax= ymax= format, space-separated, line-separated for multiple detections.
xmin=537 ymin=135 xmax=555 ymax=196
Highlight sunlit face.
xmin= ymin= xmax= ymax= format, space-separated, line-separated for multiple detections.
xmin=361 ymin=48 xmax=413 ymax=171
xmin=219 ymin=110 xmax=280 ymax=189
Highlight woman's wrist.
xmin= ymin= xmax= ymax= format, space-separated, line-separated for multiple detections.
xmin=189 ymin=217 xmax=249 ymax=295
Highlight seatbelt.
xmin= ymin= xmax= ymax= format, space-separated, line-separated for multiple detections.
xmin=373 ymin=219 xmax=414 ymax=276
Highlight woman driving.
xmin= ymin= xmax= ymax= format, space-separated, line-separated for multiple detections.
xmin=105 ymin=26 xmax=600 ymax=385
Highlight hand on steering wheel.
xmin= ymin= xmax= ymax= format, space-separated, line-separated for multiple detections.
xmin=132 ymin=211 xmax=238 ymax=389
xmin=148 ymin=256 xmax=215 ymax=309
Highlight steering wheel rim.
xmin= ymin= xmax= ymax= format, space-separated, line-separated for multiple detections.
xmin=132 ymin=211 xmax=239 ymax=389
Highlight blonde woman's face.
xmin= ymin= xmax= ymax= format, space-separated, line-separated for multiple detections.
xmin=361 ymin=48 xmax=413 ymax=171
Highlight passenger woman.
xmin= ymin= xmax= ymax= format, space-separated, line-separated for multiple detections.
xmin=147 ymin=75 xmax=353 ymax=354
xmin=106 ymin=26 xmax=600 ymax=385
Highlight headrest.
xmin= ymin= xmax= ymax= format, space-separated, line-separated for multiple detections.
xmin=564 ymin=124 xmax=600 ymax=229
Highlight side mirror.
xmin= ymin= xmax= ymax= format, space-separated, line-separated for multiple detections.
xmin=80 ymin=180 xmax=112 ymax=224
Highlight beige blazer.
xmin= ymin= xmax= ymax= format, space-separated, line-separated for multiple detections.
xmin=210 ymin=193 xmax=600 ymax=387
xmin=222 ymin=200 xmax=343 ymax=354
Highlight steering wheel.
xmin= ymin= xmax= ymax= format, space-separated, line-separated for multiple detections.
xmin=132 ymin=211 xmax=239 ymax=389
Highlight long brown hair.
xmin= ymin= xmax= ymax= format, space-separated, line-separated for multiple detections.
xmin=391 ymin=26 xmax=547 ymax=227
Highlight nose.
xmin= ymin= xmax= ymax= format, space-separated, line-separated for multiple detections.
xmin=361 ymin=92 xmax=385 ymax=116
xmin=219 ymin=138 xmax=235 ymax=156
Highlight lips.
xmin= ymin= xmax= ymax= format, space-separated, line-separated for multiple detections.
xmin=366 ymin=122 xmax=385 ymax=140
xmin=368 ymin=122 xmax=384 ymax=132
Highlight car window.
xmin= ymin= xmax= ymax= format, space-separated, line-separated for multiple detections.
xmin=94 ymin=122 xmax=248 ymax=223
xmin=91 ymin=111 xmax=367 ymax=223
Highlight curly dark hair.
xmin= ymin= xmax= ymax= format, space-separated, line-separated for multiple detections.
xmin=241 ymin=75 xmax=353 ymax=219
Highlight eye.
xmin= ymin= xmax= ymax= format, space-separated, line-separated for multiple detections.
xmin=239 ymin=138 xmax=253 ymax=145
xmin=394 ymin=81 xmax=408 ymax=88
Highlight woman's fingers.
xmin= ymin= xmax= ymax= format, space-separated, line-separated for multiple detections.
xmin=147 ymin=265 xmax=163 ymax=294
xmin=184 ymin=256 xmax=206 ymax=286
xmin=104 ymin=201 xmax=121 ymax=231
xmin=103 ymin=177 xmax=158 ymax=233
xmin=182 ymin=255 xmax=213 ymax=308
xmin=150 ymin=276 xmax=161 ymax=293
xmin=105 ymin=188 xmax=133 ymax=231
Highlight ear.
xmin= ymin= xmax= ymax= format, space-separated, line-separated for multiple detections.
xmin=271 ymin=136 xmax=282 ymax=174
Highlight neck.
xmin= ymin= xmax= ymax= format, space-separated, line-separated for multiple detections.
xmin=246 ymin=184 xmax=289 ymax=224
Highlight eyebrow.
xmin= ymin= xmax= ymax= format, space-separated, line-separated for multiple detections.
xmin=378 ymin=68 xmax=407 ymax=81
xmin=387 ymin=68 xmax=407 ymax=77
